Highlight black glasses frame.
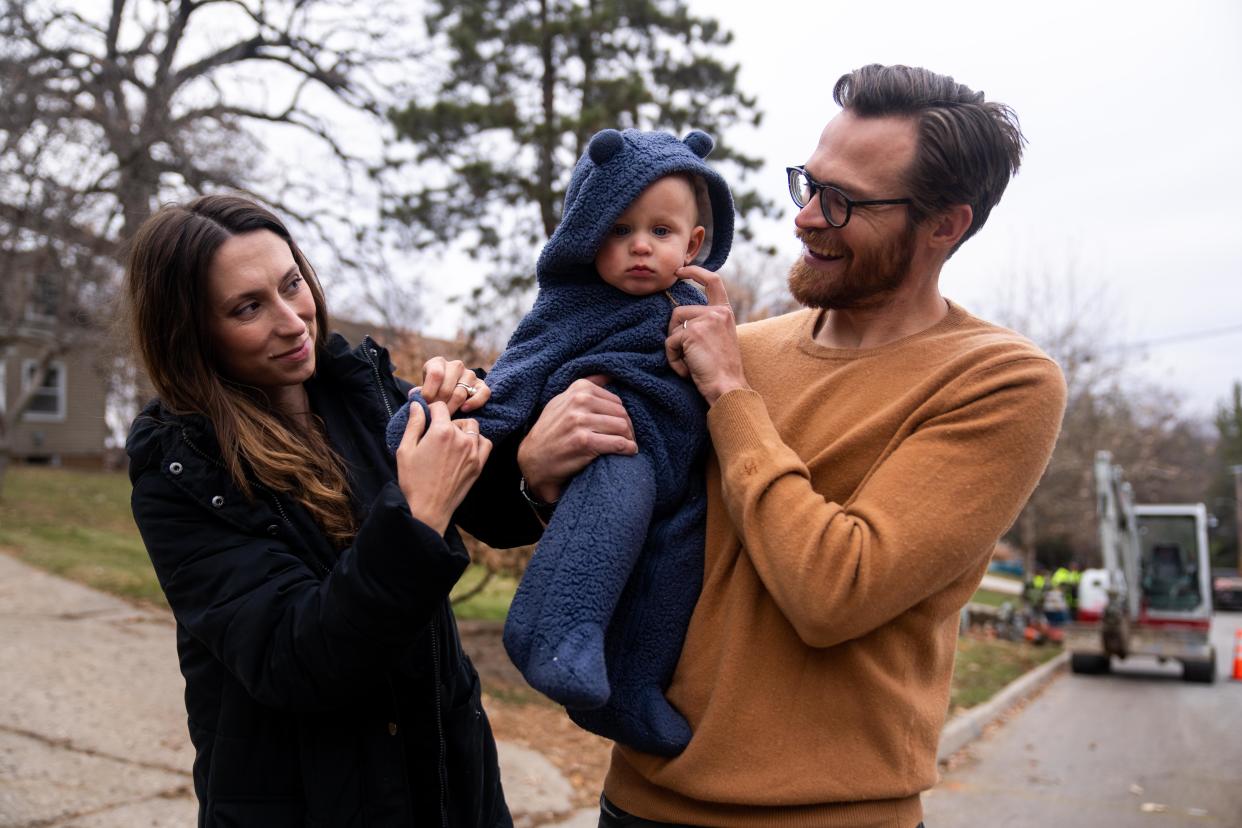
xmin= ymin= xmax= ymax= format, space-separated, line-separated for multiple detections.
xmin=786 ymin=166 xmax=912 ymax=228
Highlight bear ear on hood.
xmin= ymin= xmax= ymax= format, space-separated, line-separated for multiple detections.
xmin=588 ymin=129 xmax=625 ymax=165
xmin=682 ymin=130 xmax=714 ymax=159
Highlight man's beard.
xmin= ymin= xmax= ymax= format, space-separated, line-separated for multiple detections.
xmin=787 ymin=219 xmax=917 ymax=310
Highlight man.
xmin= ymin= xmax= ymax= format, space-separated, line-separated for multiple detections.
xmin=504 ymin=64 xmax=1066 ymax=828
xmin=1051 ymin=562 xmax=1081 ymax=620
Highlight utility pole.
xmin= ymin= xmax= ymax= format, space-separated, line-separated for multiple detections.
xmin=1233 ymin=465 xmax=1242 ymax=576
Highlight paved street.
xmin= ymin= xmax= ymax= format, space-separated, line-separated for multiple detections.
xmin=924 ymin=612 xmax=1242 ymax=827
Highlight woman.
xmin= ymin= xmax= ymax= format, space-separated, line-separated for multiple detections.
xmin=124 ymin=194 xmax=509 ymax=826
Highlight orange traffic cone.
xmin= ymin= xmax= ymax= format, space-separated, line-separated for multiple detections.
xmin=1233 ymin=629 xmax=1242 ymax=682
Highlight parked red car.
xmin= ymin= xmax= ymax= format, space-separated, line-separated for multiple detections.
xmin=1212 ymin=573 xmax=1242 ymax=611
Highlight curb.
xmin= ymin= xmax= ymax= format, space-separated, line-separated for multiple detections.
xmin=937 ymin=650 xmax=1068 ymax=761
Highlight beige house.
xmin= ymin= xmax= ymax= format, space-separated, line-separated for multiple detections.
xmin=1 ymin=252 xmax=114 ymax=467
xmin=1 ymin=334 xmax=112 ymax=468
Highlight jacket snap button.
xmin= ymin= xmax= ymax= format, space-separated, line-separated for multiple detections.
xmin=370 ymin=348 xmax=378 ymax=357
xmin=211 ymin=495 xmax=225 ymax=508
xmin=387 ymin=722 xmax=398 ymax=736
xmin=168 ymin=462 xmax=183 ymax=475
xmin=266 ymin=524 xmax=279 ymax=536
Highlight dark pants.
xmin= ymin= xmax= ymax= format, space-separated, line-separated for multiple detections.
xmin=598 ymin=794 xmax=925 ymax=827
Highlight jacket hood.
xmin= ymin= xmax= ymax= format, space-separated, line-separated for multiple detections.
xmin=126 ymin=399 xmax=196 ymax=482
xmin=536 ymin=128 xmax=735 ymax=286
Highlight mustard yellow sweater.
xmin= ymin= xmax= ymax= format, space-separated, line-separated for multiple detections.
xmin=605 ymin=302 xmax=1066 ymax=828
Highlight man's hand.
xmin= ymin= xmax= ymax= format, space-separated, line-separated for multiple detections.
xmin=517 ymin=376 xmax=637 ymax=503
xmin=667 ymin=266 xmax=750 ymax=405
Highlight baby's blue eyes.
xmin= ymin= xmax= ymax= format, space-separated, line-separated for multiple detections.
xmin=608 ymin=225 xmax=672 ymax=238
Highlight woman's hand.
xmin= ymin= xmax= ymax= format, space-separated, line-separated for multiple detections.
xmin=418 ymin=356 xmax=490 ymax=414
xmin=395 ymin=401 xmax=492 ymax=535
xmin=516 ymin=376 xmax=637 ymax=503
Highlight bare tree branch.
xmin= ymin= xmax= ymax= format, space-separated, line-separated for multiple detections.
xmin=990 ymin=266 xmax=1214 ymax=570
xmin=0 ymin=0 xmax=427 ymax=486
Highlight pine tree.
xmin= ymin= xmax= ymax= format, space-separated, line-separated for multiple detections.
xmin=1210 ymin=381 xmax=1242 ymax=569
xmin=386 ymin=0 xmax=773 ymax=345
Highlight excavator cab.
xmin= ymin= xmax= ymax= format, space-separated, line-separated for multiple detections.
xmin=1065 ymin=453 xmax=1216 ymax=682
xmin=1141 ymin=538 xmax=1201 ymax=612
xmin=1136 ymin=509 xmax=1210 ymax=617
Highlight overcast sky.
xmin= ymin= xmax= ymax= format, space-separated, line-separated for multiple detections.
xmin=395 ymin=1 xmax=1240 ymax=418
xmin=669 ymin=0 xmax=1242 ymax=419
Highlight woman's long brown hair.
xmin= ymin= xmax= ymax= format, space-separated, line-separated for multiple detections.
xmin=125 ymin=195 xmax=356 ymax=548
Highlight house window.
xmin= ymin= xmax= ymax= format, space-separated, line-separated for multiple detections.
xmin=21 ymin=359 xmax=66 ymax=422
xmin=26 ymin=274 xmax=61 ymax=322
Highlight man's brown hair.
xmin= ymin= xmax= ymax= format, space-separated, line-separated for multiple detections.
xmin=834 ymin=63 xmax=1024 ymax=256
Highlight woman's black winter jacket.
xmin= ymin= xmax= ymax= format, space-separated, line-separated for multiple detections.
xmin=126 ymin=334 xmax=512 ymax=827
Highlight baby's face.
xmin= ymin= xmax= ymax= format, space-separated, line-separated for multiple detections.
xmin=595 ymin=176 xmax=705 ymax=296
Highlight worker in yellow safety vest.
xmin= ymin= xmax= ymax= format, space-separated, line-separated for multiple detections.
xmin=1051 ymin=564 xmax=1082 ymax=620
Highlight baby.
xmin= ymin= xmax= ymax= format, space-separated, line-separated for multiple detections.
xmin=390 ymin=128 xmax=733 ymax=755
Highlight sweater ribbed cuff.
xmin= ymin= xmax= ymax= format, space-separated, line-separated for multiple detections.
xmin=707 ymin=387 xmax=778 ymax=457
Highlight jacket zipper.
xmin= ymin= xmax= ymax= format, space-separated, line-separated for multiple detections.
xmin=363 ymin=337 xmax=448 ymax=825
xmin=254 ymin=482 xmax=330 ymax=578
xmin=361 ymin=335 xmax=395 ymax=418
xmin=179 ymin=429 xmax=222 ymax=467
xmin=430 ymin=616 xmax=449 ymax=828
xmin=260 ymin=484 xmax=292 ymax=526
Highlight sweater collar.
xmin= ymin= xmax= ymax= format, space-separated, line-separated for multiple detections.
xmin=796 ymin=300 xmax=972 ymax=361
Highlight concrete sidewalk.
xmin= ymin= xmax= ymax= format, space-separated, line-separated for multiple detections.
xmin=0 ymin=553 xmax=594 ymax=828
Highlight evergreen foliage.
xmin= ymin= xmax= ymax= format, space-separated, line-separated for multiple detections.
xmin=1210 ymin=382 xmax=1242 ymax=568
xmin=386 ymin=0 xmax=774 ymax=343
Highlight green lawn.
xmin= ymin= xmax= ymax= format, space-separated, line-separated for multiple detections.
xmin=2 ymin=466 xmax=1059 ymax=710
xmin=0 ymin=465 xmax=513 ymax=619
xmin=969 ymin=587 xmax=1020 ymax=607
xmin=0 ymin=465 xmax=164 ymax=605
xmin=450 ymin=564 xmax=521 ymax=621
xmin=952 ymin=636 xmax=1061 ymax=711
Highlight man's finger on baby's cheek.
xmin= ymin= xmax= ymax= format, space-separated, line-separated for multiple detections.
xmin=699 ymin=273 xmax=729 ymax=306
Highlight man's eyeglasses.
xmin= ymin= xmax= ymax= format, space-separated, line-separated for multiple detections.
xmin=786 ymin=166 xmax=912 ymax=228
